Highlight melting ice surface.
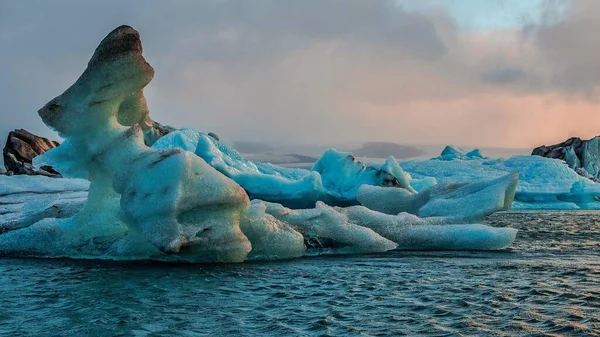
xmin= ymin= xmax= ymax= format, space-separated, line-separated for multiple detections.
xmin=401 ymin=147 xmax=600 ymax=210
xmin=0 ymin=26 xmax=519 ymax=263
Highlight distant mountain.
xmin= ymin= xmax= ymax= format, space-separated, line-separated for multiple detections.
xmin=242 ymin=153 xmax=317 ymax=165
xmin=351 ymin=142 xmax=424 ymax=159
xmin=233 ymin=141 xmax=276 ymax=154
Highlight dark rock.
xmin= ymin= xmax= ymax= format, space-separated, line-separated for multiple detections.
xmin=207 ymin=132 xmax=220 ymax=142
xmin=532 ymin=136 xmax=600 ymax=182
xmin=532 ymin=137 xmax=583 ymax=160
xmin=3 ymin=129 xmax=61 ymax=177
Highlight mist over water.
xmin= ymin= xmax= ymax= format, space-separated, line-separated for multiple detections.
xmin=0 ymin=211 xmax=598 ymax=336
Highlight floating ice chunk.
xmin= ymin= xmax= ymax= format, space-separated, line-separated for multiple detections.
xmin=258 ymin=201 xmax=397 ymax=255
xmin=0 ymin=190 xmax=86 ymax=233
xmin=466 ymin=148 xmax=486 ymax=159
xmin=418 ymin=172 xmax=518 ymax=222
xmin=312 ymin=149 xmax=404 ymax=202
xmin=439 ymin=145 xmax=466 ymax=159
xmin=434 ymin=145 xmax=487 ymax=161
xmin=400 ymin=151 xmax=600 ymax=209
xmin=241 ymin=203 xmax=306 ymax=261
xmin=356 ymin=184 xmax=422 ymax=215
xmin=0 ymin=174 xmax=88 ymax=195
xmin=337 ymin=206 xmax=517 ymax=250
xmin=357 ymin=173 xmax=518 ymax=223
xmin=393 ymin=224 xmax=517 ymax=250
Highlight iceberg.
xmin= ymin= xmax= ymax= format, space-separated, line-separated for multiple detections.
xmin=337 ymin=206 xmax=517 ymax=250
xmin=1 ymin=25 xmax=253 ymax=262
xmin=0 ymin=26 xmax=518 ymax=263
xmin=401 ymin=147 xmax=600 ymax=210
xmin=257 ymin=200 xmax=397 ymax=255
xmin=356 ymin=172 xmax=518 ymax=223
xmin=154 ymin=129 xmax=517 ymax=221
xmin=155 ymin=130 xmax=412 ymax=208
xmin=435 ymin=145 xmax=487 ymax=161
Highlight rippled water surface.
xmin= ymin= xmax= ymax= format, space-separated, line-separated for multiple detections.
xmin=1 ymin=211 xmax=599 ymax=336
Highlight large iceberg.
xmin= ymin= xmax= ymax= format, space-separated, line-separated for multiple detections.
xmin=0 ymin=26 xmax=518 ymax=263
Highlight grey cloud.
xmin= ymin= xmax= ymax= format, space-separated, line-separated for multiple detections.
xmin=533 ymin=0 xmax=600 ymax=93
xmin=481 ymin=67 xmax=526 ymax=85
xmin=0 ymin=0 xmax=598 ymax=150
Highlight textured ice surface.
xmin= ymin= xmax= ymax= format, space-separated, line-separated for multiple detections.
xmin=357 ymin=173 xmax=518 ymax=223
xmin=434 ymin=145 xmax=487 ymax=161
xmin=155 ymin=129 xmax=412 ymax=208
xmin=241 ymin=203 xmax=306 ymax=261
xmin=401 ymin=147 xmax=600 ymax=210
xmin=0 ymin=175 xmax=88 ymax=233
xmin=258 ymin=200 xmax=397 ymax=255
xmin=337 ymin=206 xmax=517 ymax=250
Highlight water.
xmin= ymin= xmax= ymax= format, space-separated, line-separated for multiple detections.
xmin=1 ymin=211 xmax=599 ymax=336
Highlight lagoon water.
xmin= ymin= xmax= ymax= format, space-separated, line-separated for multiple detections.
xmin=0 ymin=211 xmax=599 ymax=336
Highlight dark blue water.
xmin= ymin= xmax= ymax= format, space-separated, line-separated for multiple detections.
xmin=1 ymin=211 xmax=599 ymax=336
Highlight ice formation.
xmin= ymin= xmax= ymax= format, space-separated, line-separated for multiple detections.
xmin=435 ymin=145 xmax=487 ymax=161
xmin=337 ymin=206 xmax=517 ymax=250
xmin=1 ymin=26 xmax=254 ymax=262
xmin=401 ymin=147 xmax=600 ymax=210
xmin=0 ymin=26 xmax=519 ymax=263
xmin=357 ymin=173 xmax=518 ymax=223
xmin=154 ymin=130 xmax=410 ymax=208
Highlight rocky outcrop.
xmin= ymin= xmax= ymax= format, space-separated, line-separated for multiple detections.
xmin=532 ymin=136 xmax=600 ymax=181
xmin=3 ymin=129 xmax=61 ymax=177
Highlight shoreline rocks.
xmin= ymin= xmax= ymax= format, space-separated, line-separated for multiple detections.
xmin=3 ymin=129 xmax=61 ymax=177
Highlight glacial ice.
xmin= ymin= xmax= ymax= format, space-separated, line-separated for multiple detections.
xmin=155 ymin=129 xmax=411 ymax=208
xmin=435 ymin=145 xmax=487 ymax=161
xmin=0 ymin=26 xmax=520 ymax=263
xmin=257 ymin=200 xmax=397 ymax=255
xmin=241 ymin=203 xmax=306 ymax=261
xmin=356 ymin=173 xmax=517 ymax=223
xmin=153 ymin=127 xmax=519 ymax=220
xmin=401 ymin=147 xmax=600 ymax=210
xmin=337 ymin=206 xmax=517 ymax=250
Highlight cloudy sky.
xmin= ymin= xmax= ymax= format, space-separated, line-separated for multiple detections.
xmin=0 ymin=0 xmax=598 ymax=148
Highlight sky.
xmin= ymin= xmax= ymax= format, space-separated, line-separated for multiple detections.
xmin=0 ymin=0 xmax=598 ymax=149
